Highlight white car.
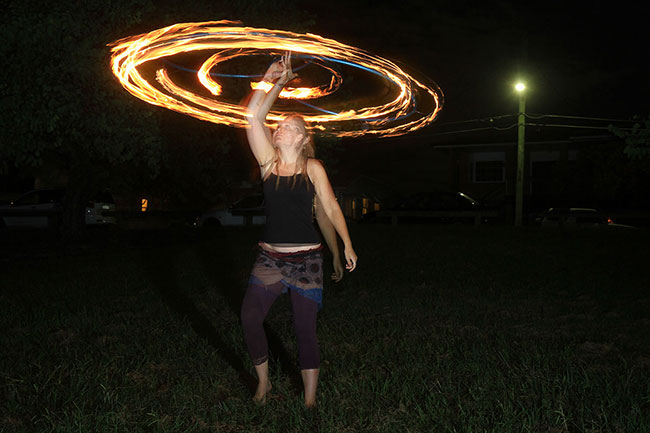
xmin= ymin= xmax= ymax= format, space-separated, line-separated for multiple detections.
xmin=0 ymin=189 xmax=116 ymax=228
xmin=194 ymin=194 xmax=265 ymax=227
xmin=85 ymin=191 xmax=117 ymax=225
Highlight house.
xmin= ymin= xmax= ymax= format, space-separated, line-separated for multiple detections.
xmin=333 ymin=175 xmax=399 ymax=220
xmin=332 ymin=123 xmax=647 ymax=223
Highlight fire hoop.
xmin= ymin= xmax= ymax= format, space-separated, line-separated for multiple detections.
xmin=110 ymin=20 xmax=443 ymax=138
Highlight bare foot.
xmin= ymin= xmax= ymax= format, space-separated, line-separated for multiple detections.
xmin=304 ymin=398 xmax=317 ymax=408
xmin=253 ymin=381 xmax=272 ymax=403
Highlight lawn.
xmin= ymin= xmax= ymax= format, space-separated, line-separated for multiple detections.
xmin=2 ymin=225 xmax=649 ymax=432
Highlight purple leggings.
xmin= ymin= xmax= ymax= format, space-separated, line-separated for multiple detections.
xmin=241 ymin=279 xmax=320 ymax=370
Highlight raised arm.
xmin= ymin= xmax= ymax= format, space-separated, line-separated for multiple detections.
xmin=308 ymin=159 xmax=358 ymax=272
xmin=315 ymin=195 xmax=344 ymax=282
xmin=246 ymin=53 xmax=297 ymax=172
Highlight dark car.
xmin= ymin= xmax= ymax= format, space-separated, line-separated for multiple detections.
xmin=360 ymin=191 xmax=497 ymax=225
xmin=537 ymin=207 xmax=635 ymax=229
xmin=0 ymin=189 xmax=116 ymax=228
xmin=194 ymin=194 xmax=266 ymax=227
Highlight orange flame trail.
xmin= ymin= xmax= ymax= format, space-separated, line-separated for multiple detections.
xmin=109 ymin=21 xmax=443 ymax=137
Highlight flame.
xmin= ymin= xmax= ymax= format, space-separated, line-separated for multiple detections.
xmin=250 ymin=81 xmax=335 ymax=99
xmin=109 ymin=21 xmax=443 ymax=137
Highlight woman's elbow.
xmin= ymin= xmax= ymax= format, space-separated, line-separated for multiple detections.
xmin=245 ymin=107 xmax=262 ymax=120
xmin=246 ymin=115 xmax=264 ymax=130
xmin=323 ymin=205 xmax=338 ymax=222
xmin=315 ymin=207 xmax=329 ymax=223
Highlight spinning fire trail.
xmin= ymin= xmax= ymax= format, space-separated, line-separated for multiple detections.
xmin=110 ymin=20 xmax=443 ymax=138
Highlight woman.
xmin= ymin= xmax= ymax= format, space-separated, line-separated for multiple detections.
xmin=240 ymin=52 xmax=358 ymax=408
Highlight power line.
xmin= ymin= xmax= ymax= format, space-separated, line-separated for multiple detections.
xmin=420 ymin=124 xmax=519 ymax=136
xmin=525 ymin=123 xmax=638 ymax=131
xmin=429 ymin=122 xmax=637 ymax=137
xmin=367 ymin=113 xmax=644 ymax=141
xmin=436 ymin=113 xmax=639 ymax=127
xmin=434 ymin=114 xmax=516 ymax=127
xmin=430 ymin=113 xmax=643 ymax=136
xmin=526 ymin=113 xmax=640 ymax=123
xmin=407 ymin=122 xmax=638 ymax=141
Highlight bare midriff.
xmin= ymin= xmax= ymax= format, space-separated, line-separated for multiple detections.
xmin=259 ymin=241 xmax=321 ymax=253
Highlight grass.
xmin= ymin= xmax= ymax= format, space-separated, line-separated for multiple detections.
xmin=1 ymin=224 xmax=649 ymax=432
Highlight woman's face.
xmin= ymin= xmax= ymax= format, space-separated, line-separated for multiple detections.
xmin=273 ymin=118 xmax=305 ymax=149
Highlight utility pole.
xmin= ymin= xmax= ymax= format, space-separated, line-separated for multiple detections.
xmin=514 ymin=83 xmax=526 ymax=226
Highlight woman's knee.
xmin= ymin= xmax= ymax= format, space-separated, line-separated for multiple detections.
xmin=241 ymin=292 xmax=262 ymax=325
xmin=293 ymin=307 xmax=318 ymax=349
xmin=241 ymin=283 xmax=278 ymax=325
xmin=240 ymin=303 xmax=259 ymax=327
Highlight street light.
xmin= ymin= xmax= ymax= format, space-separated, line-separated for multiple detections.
xmin=514 ymin=82 xmax=526 ymax=226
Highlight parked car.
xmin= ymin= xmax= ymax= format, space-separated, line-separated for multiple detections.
xmin=359 ymin=190 xmax=496 ymax=224
xmin=537 ymin=207 xmax=635 ymax=229
xmin=194 ymin=194 xmax=265 ymax=227
xmin=85 ymin=191 xmax=117 ymax=225
xmin=0 ymin=188 xmax=116 ymax=228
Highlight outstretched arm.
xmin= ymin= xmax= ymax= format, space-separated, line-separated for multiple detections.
xmin=246 ymin=53 xmax=297 ymax=171
xmin=308 ymin=159 xmax=358 ymax=272
xmin=315 ymin=195 xmax=344 ymax=282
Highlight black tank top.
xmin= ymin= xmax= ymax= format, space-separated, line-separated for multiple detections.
xmin=263 ymin=172 xmax=320 ymax=244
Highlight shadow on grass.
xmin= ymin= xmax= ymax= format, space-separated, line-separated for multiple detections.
xmin=193 ymin=231 xmax=303 ymax=396
xmin=139 ymin=230 xmax=259 ymax=395
xmin=141 ymin=229 xmax=301 ymax=398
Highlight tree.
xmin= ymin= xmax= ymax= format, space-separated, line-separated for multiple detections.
xmin=0 ymin=0 xmax=316 ymax=238
xmin=610 ymin=116 xmax=650 ymax=161
xmin=0 ymin=0 xmax=164 ymax=238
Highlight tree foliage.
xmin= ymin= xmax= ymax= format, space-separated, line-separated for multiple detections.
xmin=0 ymin=1 xmax=163 ymax=175
xmin=610 ymin=116 xmax=650 ymax=161
xmin=0 ymin=0 xmax=168 ymax=237
xmin=0 ymin=0 xmax=317 ymax=236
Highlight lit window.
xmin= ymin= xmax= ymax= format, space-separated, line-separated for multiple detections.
xmin=141 ymin=198 xmax=148 ymax=212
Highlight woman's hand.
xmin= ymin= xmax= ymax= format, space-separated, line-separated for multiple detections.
xmin=263 ymin=59 xmax=284 ymax=82
xmin=331 ymin=255 xmax=344 ymax=282
xmin=264 ymin=52 xmax=297 ymax=84
xmin=278 ymin=51 xmax=297 ymax=83
xmin=344 ymin=246 xmax=358 ymax=272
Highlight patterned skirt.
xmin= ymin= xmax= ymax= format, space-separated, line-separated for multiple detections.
xmin=249 ymin=244 xmax=324 ymax=311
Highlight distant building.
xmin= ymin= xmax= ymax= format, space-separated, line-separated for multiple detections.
xmin=332 ymin=126 xmax=648 ymax=222
xmin=333 ymin=175 xmax=399 ymax=219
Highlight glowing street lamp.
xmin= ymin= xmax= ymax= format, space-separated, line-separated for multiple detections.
xmin=514 ymin=82 xmax=526 ymax=226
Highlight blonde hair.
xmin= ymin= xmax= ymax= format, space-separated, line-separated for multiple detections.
xmin=263 ymin=114 xmax=315 ymax=190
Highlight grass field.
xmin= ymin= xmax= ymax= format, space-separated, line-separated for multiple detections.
xmin=2 ymin=225 xmax=649 ymax=432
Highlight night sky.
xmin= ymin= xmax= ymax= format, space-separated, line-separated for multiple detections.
xmin=303 ymin=1 xmax=648 ymax=123
xmin=2 ymin=1 xmax=648 ymax=203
